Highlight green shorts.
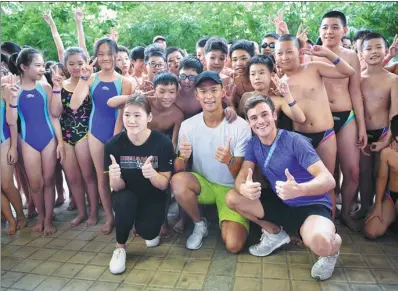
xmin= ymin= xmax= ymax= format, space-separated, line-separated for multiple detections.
xmin=192 ymin=172 xmax=249 ymax=232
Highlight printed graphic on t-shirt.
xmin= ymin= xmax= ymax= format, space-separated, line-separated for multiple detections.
xmin=120 ymin=156 xmax=159 ymax=169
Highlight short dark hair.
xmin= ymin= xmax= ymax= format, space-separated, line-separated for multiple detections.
xmin=196 ymin=37 xmax=210 ymax=49
xmin=117 ymin=45 xmax=129 ymax=55
xmin=263 ymin=33 xmax=280 ymax=40
xmin=64 ymin=47 xmax=88 ymax=65
xmin=315 ymin=36 xmax=323 ymax=46
xmin=321 ymin=11 xmax=347 ymax=27
xmin=1 ymin=41 xmax=21 ymax=55
xmin=153 ymin=71 xmax=179 ymax=90
xmin=360 ymin=32 xmax=389 ymax=51
xmin=166 ymin=47 xmax=186 ymax=61
xmin=277 ymin=34 xmax=300 ymax=49
xmin=244 ymin=95 xmax=276 ymax=119
xmin=124 ymin=92 xmax=151 ymax=115
xmin=178 ymin=55 xmax=203 ymax=74
xmin=93 ymin=37 xmax=118 ymax=59
xmin=130 ymin=46 xmax=145 ymax=60
xmin=306 ymin=39 xmax=314 ymax=46
xmin=204 ymin=37 xmax=228 ymax=55
xmin=144 ymin=44 xmax=166 ymax=64
xmin=391 ymin=114 xmax=398 ymax=139
xmin=229 ymin=40 xmax=255 ymax=58
xmin=10 ymin=48 xmax=42 ymax=76
xmin=353 ymin=29 xmax=372 ymax=42
xmin=342 ymin=35 xmax=351 ymax=41
xmin=248 ymin=56 xmax=274 ymax=74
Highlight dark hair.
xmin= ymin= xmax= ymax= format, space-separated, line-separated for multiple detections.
xmin=64 ymin=47 xmax=88 ymax=65
xmin=153 ymin=71 xmax=179 ymax=90
xmin=306 ymin=39 xmax=314 ymax=46
xmin=144 ymin=44 xmax=166 ymax=64
xmin=342 ymin=36 xmax=351 ymax=41
xmin=204 ymin=37 xmax=228 ymax=55
xmin=353 ymin=29 xmax=372 ymax=42
xmin=178 ymin=55 xmax=203 ymax=74
xmin=248 ymin=56 xmax=274 ymax=73
xmin=93 ymin=37 xmax=118 ymax=61
xmin=321 ymin=11 xmax=347 ymax=27
xmin=45 ymin=61 xmax=56 ymax=71
xmin=130 ymin=46 xmax=145 ymax=60
xmin=166 ymin=47 xmax=186 ymax=62
xmin=229 ymin=40 xmax=255 ymax=58
xmin=277 ymin=34 xmax=300 ymax=49
xmin=117 ymin=45 xmax=129 ymax=55
xmin=44 ymin=62 xmax=70 ymax=87
xmin=196 ymin=37 xmax=210 ymax=49
xmin=315 ymin=36 xmax=323 ymax=46
xmin=115 ymin=67 xmax=122 ymax=74
xmin=53 ymin=63 xmax=70 ymax=78
xmin=360 ymin=32 xmax=389 ymax=51
xmin=1 ymin=53 xmax=9 ymax=65
xmin=1 ymin=41 xmax=21 ymax=55
xmin=391 ymin=114 xmax=398 ymax=139
xmin=124 ymin=92 xmax=151 ymax=115
xmin=263 ymin=33 xmax=280 ymax=40
xmin=9 ymin=48 xmax=41 ymax=76
xmin=244 ymin=95 xmax=276 ymax=119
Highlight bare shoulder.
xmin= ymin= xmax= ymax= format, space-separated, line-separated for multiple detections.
xmin=40 ymin=81 xmax=52 ymax=91
xmin=242 ymin=91 xmax=255 ymax=99
xmin=340 ymin=48 xmax=359 ymax=65
xmin=171 ymin=104 xmax=184 ymax=120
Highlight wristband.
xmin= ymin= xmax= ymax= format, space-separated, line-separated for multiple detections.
xmin=288 ymin=100 xmax=296 ymax=107
xmin=228 ymin=156 xmax=235 ymax=166
xmin=332 ymin=57 xmax=341 ymax=65
xmin=53 ymin=90 xmax=61 ymax=94
xmin=8 ymin=104 xmax=18 ymax=108
xmin=80 ymin=76 xmax=90 ymax=81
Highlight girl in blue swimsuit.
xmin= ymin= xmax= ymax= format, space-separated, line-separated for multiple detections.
xmin=70 ymin=38 xmax=132 ymax=234
xmin=10 ymin=48 xmax=65 ymax=235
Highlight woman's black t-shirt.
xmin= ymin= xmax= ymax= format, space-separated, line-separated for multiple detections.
xmin=104 ymin=130 xmax=174 ymax=199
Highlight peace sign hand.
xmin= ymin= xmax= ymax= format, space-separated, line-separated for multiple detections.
xmin=74 ymin=8 xmax=84 ymax=23
xmin=42 ymin=11 xmax=54 ymax=25
xmin=271 ymin=10 xmax=289 ymax=35
xmin=271 ymin=74 xmax=290 ymax=97
xmin=81 ymin=58 xmax=97 ymax=79
xmin=296 ymin=23 xmax=310 ymax=48
xmin=3 ymin=75 xmax=20 ymax=104
xmin=388 ymin=34 xmax=398 ymax=58
xmin=50 ymin=66 xmax=63 ymax=90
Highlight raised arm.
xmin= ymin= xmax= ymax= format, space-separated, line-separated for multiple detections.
xmin=43 ymin=11 xmax=65 ymax=63
xmin=49 ymin=66 xmax=64 ymax=118
xmin=74 ymin=8 xmax=89 ymax=59
xmin=70 ymin=59 xmax=96 ymax=109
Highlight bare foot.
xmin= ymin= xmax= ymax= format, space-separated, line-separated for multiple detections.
xmin=54 ymin=197 xmax=65 ymax=208
xmin=32 ymin=220 xmax=44 ymax=233
xmin=44 ymin=222 xmax=57 ymax=236
xmin=70 ymin=215 xmax=87 ymax=227
xmin=4 ymin=219 xmax=17 ymax=235
xmin=340 ymin=214 xmax=362 ymax=232
xmin=160 ymin=223 xmax=171 ymax=239
xmin=100 ymin=220 xmax=114 ymax=235
xmin=85 ymin=215 xmax=98 ymax=227
xmin=17 ymin=216 xmax=28 ymax=230
xmin=173 ymin=218 xmax=185 ymax=234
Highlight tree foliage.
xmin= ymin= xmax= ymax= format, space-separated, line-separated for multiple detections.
xmin=2 ymin=1 xmax=397 ymax=61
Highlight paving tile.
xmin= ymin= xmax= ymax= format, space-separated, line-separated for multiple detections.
xmin=115 ymin=284 xmax=144 ymax=291
xmin=167 ymin=246 xmax=192 ymax=259
xmin=10 ymin=273 xmax=47 ymax=290
xmin=351 ymin=284 xmax=382 ymax=291
xmin=235 ymin=262 xmax=261 ymax=277
xmin=94 ymin=233 xmax=115 ymax=243
xmin=147 ymin=271 xmax=180 ymax=288
xmin=263 ymin=264 xmax=289 ymax=279
xmin=68 ymin=251 xmax=97 ymax=264
xmin=291 ymin=280 xmax=321 ymax=291
xmin=288 ymin=252 xmax=314 ymax=266
xmin=262 ymin=279 xmax=291 ymax=291
xmin=388 ymin=256 xmax=398 ymax=268
xmin=52 ymin=262 xmax=85 ymax=278
xmin=1 ymin=257 xmax=24 ymax=271
xmin=356 ymin=243 xmax=385 ymax=255
xmin=208 ymin=256 xmax=236 ymax=276
xmin=28 ymin=248 xmax=57 ymax=260
xmin=339 ymin=253 xmax=367 ymax=268
xmin=62 ymin=240 xmax=89 ymax=251
xmin=289 ymin=265 xmax=313 ymax=281
xmin=9 ymin=236 xmax=35 ymax=246
xmin=262 ymin=251 xmax=287 ymax=264
xmin=127 ymin=244 xmax=147 ymax=256
xmin=98 ymin=268 xmax=132 ymax=283
xmin=82 ymin=241 xmax=108 ymax=252
xmin=158 ymin=258 xmax=187 ymax=272
xmin=60 ymin=278 xmax=94 ymax=291
xmin=381 ymin=284 xmax=398 ymax=291
xmin=46 ymin=238 xmax=72 ymax=249
xmin=187 ymin=247 xmax=214 ymax=260
xmin=26 ymin=237 xmax=54 ymax=248
xmin=89 ymin=253 xmax=111 ymax=266
xmin=10 ymin=258 xmax=43 ymax=272
xmin=183 ymin=259 xmax=211 ymax=274
xmin=320 ymin=282 xmax=351 ymax=291
xmin=175 ymin=273 xmax=206 ymax=290
xmin=124 ymin=268 xmax=155 ymax=285
xmin=0 ymin=271 xmax=25 ymax=288
xmin=75 ymin=265 xmax=107 ymax=280
xmin=234 ymin=276 xmax=261 ymax=291
xmin=237 ymin=252 xmax=262 ymax=263
xmin=144 ymin=245 xmax=171 ymax=258
xmin=202 ymin=275 xmax=234 ymax=291
xmin=31 ymin=260 xmax=63 ymax=275
xmin=372 ymin=269 xmax=398 ymax=284
xmin=87 ymin=281 xmax=119 ymax=291
xmin=135 ymin=257 xmax=163 ymax=270
xmin=327 ymin=267 xmax=348 ymax=282
xmin=0 ymin=245 xmax=20 ymax=256
xmin=75 ymin=231 xmax=98 ymax=241
xmin=8 ymin=246 xmax=39 ymax=258
xmin=345 ymin=268 xmax=376 ymax=283
xmin=340 ymin=243 xmax=360 ymax=254
xmin=364 ymin=255 xmax=394 ymax=269
xmin=34 ymin=276 xmax=70 ymax=291
xmin=381 ymin=244 xmax=398 ymax=256
xmin=47 ymin=250 xmax=77 ymax=262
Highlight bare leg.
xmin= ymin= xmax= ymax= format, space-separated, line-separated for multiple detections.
xmin=1 ymin=193 xmax=17 ymax=235
xmin=336 ymin=122 xmax=361 ymax=231
xmin=88 ymin=134 xmax=113 ymax=234
xmin=54 ymin=162 xmax=65 ymax=207
xmin=75 ymin=138 xmax=98 ymax=227
xmin=173 ymin=208 xmax=187 ymax=234
xmin=221 ymin=221 xmax=247 ymax=253
xmin=364 ymin=197 xmax=396 ymax=239
xmin=62 ymin=143 xmax=87 ymax=226
xmin=357 ymin=148 xmax=373 ymax=219
xmin=170 ymin=172 xmax=201 ymax=223
xmin=316 ymin=135 xmax=337 ymax=218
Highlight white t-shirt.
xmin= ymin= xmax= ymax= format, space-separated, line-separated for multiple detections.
xmin=178 ymin=112 xmax=252 ymax=187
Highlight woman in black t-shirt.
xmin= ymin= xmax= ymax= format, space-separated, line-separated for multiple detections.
xmin=104 ymin=92 xmax=174 ymax=275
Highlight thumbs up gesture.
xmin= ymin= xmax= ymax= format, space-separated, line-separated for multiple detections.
xmin=142 ymin=156 xmax=157 ymax=179
xmin=179 ymin=133 xmax=192 ymax=160
xmin=240 ymin=168 xmax=262 ymax=200
xmin=275 ymin=169 xmax=300 ymax=200
xmin=109 ymin=155 xmax=122 ymax=181
xmin=215 ymin=137 xmax=233 ymax=164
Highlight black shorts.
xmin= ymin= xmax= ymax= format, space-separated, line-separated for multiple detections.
xmin=259 ymin=188 xmax=333 ymax=236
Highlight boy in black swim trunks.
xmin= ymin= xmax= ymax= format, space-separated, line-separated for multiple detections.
xmin=364 ymin=115 xmax=398 ymax=239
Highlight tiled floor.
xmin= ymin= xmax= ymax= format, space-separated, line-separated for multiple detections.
xmin=2 ymin=203 xmax=398 ymax=291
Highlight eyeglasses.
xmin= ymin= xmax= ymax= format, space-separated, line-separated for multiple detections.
xmin=179 ymin=74 xmax=196 ymax=81
xmin=261 ymin=42 xmax=275 ymax=49
xmin=148 ymin=62 xmax=165 ymax=69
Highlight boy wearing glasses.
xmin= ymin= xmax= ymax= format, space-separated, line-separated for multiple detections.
xmin=261 ymin=33 xmax=280 ymax=56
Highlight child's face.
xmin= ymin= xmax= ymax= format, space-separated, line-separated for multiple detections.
xmin=97 ymin=43 xmax=115 ymax=71
xmin=231 ymin=49 xmax=251 ymax=76
xmin=23 ymin=54 xmax=45 ymax=80
xmin=146 ymin=56 xmax=166 ymax=78
xmin=66 ymin=53 xmax=85 ymax=78
xmin=196 ymin=47 xmax=206 ymax=67
xmin=249 ymin=63 xmax=271 ymax=92
xmin=116 ymin=52 xmax=131 ymax=74
xmin=320 ymin=17 xmax=347 ymax=47
xmin=275 ymin=41 xmax=300 ymax=71
xmin=155 ymin=83 xmax=177 ymax=108
xmin=261 ymin=36 xmax=277 ymax=56
xmin=362 ymin=38 xmax=387 ymax=65
xmin=179 ymin=68 xmax=198 ymax=92
xmin=132 ymin=58 xmax=145 ymax=73
xmin=167 ymin=50 xmax=183 ymax=76
xmin=205 ymin=50 xmax=226 ymax=74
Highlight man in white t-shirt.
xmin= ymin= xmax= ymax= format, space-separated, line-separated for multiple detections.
xmin=171 ymin=71 xmax=252 ymax=253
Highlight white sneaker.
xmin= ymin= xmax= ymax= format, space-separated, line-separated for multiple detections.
xmin=109 ymin=248 xmax=126 ymax=274
xmin=311 ymin=251 xmax=339 ymax=281
xmin=186 ymin=218 xmax=208 ymax=250
xmin=249 ymin=227 xmax=290 ymax=257
xmin=145 ymin=235 xmax=160 ymax=248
